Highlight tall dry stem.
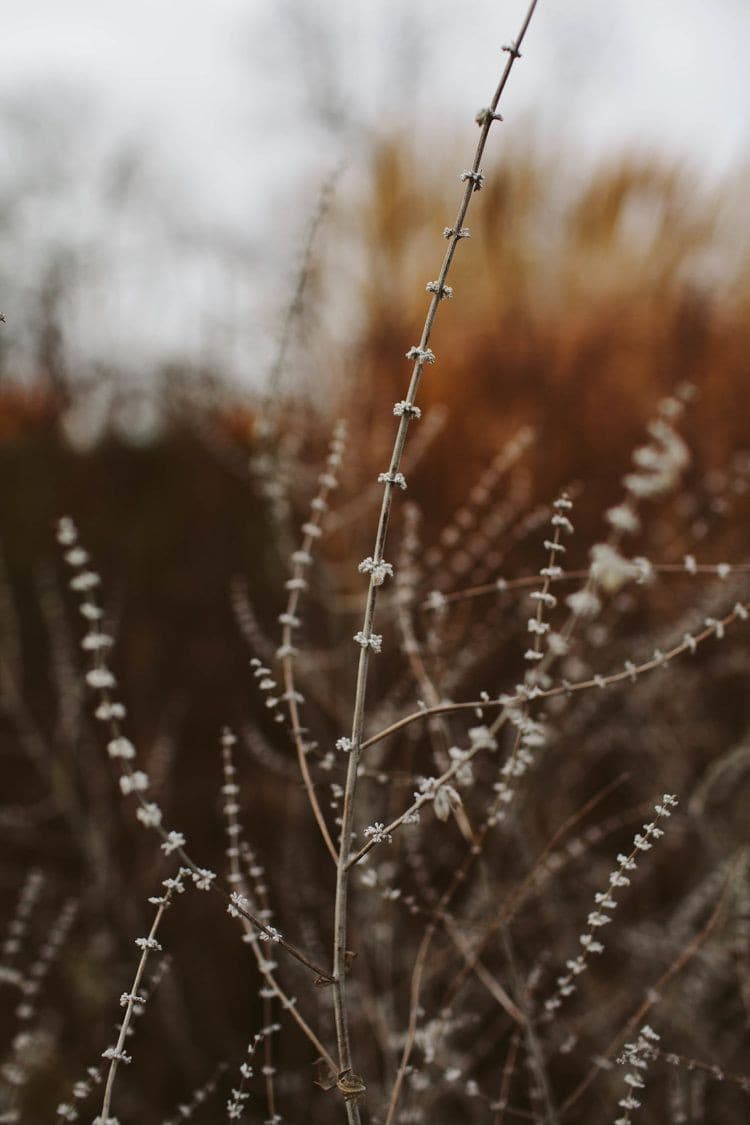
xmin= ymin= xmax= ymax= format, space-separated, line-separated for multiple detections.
xmin=330 ymin=4 xmax=541 ymax=1118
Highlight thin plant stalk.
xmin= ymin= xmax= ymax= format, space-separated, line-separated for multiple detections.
xmin=97 ymin=891 xmax=171 ymax=1124
xmin=330 ymin=6 xmax=541 ymax=1116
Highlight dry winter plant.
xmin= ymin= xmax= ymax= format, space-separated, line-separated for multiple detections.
xmin=2 ymin=1 xmax=750 ymax=1123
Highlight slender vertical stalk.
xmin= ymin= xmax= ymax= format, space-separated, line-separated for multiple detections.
xmin=98 ymin=895 xmax=170 ymax=1124
xmin=330 ymin=4 xmax=541 ymax=1117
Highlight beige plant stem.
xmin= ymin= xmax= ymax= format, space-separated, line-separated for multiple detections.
xmin=493 ymin=1028 xmax=522 ymax=1124
xmin=221 ymin=737 xmax=338 ymax=1080
xmin=97 ymin=886 xmax=173 ymax=1124
xmin=330 ymin=7 xmax=541 ymax=1118
xmin=374 ymin=737 xmax=620 ymax=1124
xmin=59 ymin=523 xmax=334 ymax=985
xmin=356 ymin=596 xmax=750 ymax=762
xmin=279 ymin=423 xmax=347 ymax=866
xmin=419 ymin=561 xmax=750 ymax=612
xmin=559 ymin=860 xmax=738 ymax=1117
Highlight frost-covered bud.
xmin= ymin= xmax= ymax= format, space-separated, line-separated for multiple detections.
xmin=96 ymin=700 xmax=126 ymax=721
xmin=56 ymin=517 xmax=78 ymax=546
xmin=64 ymin=547 xmax=89 ymax=567
xmin=70 ymin=571 xmax=101 ymax=592
xmin=393 ymin=400 xmax=422 ymax=419
xmin=551 ymin=514 xmax=574 ymax=534
xmin=191 ymin=868 xmax=216 ymax=891
xmin=530 ymin=590 xmax=557 ymax=608
xmin=119 ymin=771 xmax=149 ymax=795
xmin=460 ymin=169 xmax=485 ymax=191
xmin=705 ymin=616 xmax=725 ymax=639
xmin=655 ymin=794 xmax=678 ymax=815
xmin=86 ymin=667 xmax=116 ymax=690
xmin=120 ymin=991 xmax=145 ymax=1009
xmin=81 ymin=632 xmax=113 ymax=652
xmin=566 ymin=588 xmax=601 ymax=618
xmin=80 ymin=602 xmax=104 ymax=621
xmin=578 ymin=935 xmax=604 ymax=953
xmin=107 ymin=737 xmax=135 ymax=760
xmin=136 ymin=803 xmax=162 ymax=828
xmin=227 ymin=891 xmax=248 ymax=918
xmin=405 ymin=346 xmax=435 ymax=365
xmin=468 ymin=725 xmax=497 ymax=751
xmin=589 ymin=543 xmax=638 ymax=593
xmin=364 ymin=822 xmax=392 ymax=844
xmin=358 ymin=557 xmax=394 ymax=586
xmin=426 ymin=280 xmax=453 ymax=299
xmin=434 ymin=784 xmax=462 ymax=821
xmin=426 ymin=590 xmax=447 ymax=612
xmin=134 ymin=937 xmax=161 ymax=952
xmin=605 ymin=503 xmax=641 ymax=535
xmin=101 ymin=1047 xmax=132 ymax=1064
xmin=378 ymin=471 xmax=407 ymax=490
xmin=448 ymin=746 xmax=473 ymax=786
xmin=161 ymin=830 xmax=186 ymax=854
xmin=475 ymin=105 xmax=503 ymax=125
xmin=353 ymin=631 xmax=383 ymax=653
xmin=547 ymin=632 xmax=569 ymax=656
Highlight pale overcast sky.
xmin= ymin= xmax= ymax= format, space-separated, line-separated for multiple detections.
xmin=1 ymin=0 xmax=748 ymax=383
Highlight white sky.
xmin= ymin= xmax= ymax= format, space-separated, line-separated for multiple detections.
xmin=1 ymin=0 xmax=748 ymax=382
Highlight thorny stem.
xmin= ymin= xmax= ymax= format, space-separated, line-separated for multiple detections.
xmin=331 ymin=5 xmax=540 ymax=1117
